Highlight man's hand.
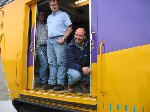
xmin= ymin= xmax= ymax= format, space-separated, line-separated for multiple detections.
xmin=82 ymin=67 xmax=91 ymax=75
xmin=57 ymin=38 xmax=65 ymax=44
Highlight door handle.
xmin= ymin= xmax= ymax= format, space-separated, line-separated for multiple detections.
xmin=91 ymin=32 xmax=96 ymax=35
xmin=91 ymin=32 xmax=96 ymax=49
xmin=91 ymin=40 xmax=94 ymax=49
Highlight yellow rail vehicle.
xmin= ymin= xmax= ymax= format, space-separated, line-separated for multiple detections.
xmin=0 ymin=0 xmax=150 ymax=112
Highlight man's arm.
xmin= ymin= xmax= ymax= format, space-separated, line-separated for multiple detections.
xmin=63 ymin=25 xmax=72 ymax=40
xmin=57 ymin=25 xmax=72 ymax=44
xmin=57 ymin=12 xmax=72 ymax=44
xmin=63 ymin=12 xmax=73 ymax=39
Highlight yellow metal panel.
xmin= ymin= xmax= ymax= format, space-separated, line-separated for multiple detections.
xmin=21 ymin=4 xmax=30 ymax=90
xmin=27 ymin=3 xmax=37 ymax=90
xmin=22 ymin=0 xmax=37 ymax=90
xmin=1 ymin=0 xmax=28 ymax=99
xmin=91 ymin=63 xmax=97 ymax=97
xmin=27 ymin=66 xmax=34 ymax=89
xmin=97 ymin=44 xmax=150 ymax=112
xmin=0 ymin=0 xmax=38 ymax=99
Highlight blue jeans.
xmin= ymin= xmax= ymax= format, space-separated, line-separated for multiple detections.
xmin=37 ymin=46 xmax=48 ymax=84
xmin=47 ymin=37 xmax=67 ymax=85
xmin=67 ymin=68 xmax=90 ymax=86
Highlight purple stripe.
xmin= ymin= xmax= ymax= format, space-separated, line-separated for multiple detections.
xmin=97 ymin=0 xmax=150 ymax=53
xmin=28 ymin=25 xmax=35 ymax=66
xmin=91 ymin=0 xmax=98 ymax=63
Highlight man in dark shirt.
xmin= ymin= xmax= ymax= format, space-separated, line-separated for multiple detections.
xmin=67 ymin=9 xmax=89 ymax=44
xmin=66 ymin=28 xmax=90 ymax=93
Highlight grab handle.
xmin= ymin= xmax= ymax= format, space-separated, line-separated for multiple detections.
xmin=0 ymin=10 xmax=4 ymax=17
xmin=100 ymin=40 xmax=104 ymax=95
xmin=15 ymin=51 xmax=21 ymax=87
xmin=0 ymin=10 xmax=4 ymax=29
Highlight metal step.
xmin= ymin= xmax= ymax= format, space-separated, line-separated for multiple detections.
xmin=18 ymin=89 xmax=97 ymax=112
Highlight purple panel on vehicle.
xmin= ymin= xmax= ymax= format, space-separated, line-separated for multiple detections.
xmin=97 ymin=0 xmax=150 ymax=53
xmin=91 ymin=0 xmax=98 ymax=63
xmin=28 ymin=25 xmax=35 ymax=67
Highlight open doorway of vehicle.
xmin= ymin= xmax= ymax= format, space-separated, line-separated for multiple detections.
xmin=34 ymin=0 xmax=91 ymax=94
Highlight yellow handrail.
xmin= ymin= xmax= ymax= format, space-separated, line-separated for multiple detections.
xmin=100 ymin=40 xmax=104 ymax=95
xmin=15 ymin=51 xmax=21 ymax=87
xmin=15 ymin=53 xmax=19 ymax=87
xmin=0 ymin=9 xmax=4 ymax=29
xmin=0 ymin=9 xmax=4 ymax=58
xmin=0 ymin=33 xmax=5 ymax=62
xmin=0 ymin=10 xmax=4 ymax=16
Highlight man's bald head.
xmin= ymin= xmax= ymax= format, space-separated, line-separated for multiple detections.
xmin=74 ymin=28 xmax=86 ymax=45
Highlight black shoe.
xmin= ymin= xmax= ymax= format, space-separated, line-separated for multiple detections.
xmin=41 ymin=83 xmax=49 ymax=90
xmin=53 ymin=84 xmax=64 ymax=91
xmin=79 ymin=84 xmax=89 ymax=93
xmin=68 ymin=85 xmax=75 ymax=93
xmin=48 ymin=84 xmax=56 ymax=89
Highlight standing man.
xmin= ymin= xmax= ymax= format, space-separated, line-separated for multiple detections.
xmin=36 ymin=10 xmax=48 ymax=89
xmin=47 ymin=0 xmax=72 ymax=91
xmin=66 ymin=28 xmax=90 ymax=93
xmin=68 ymin=9 xmax=89 ymax=44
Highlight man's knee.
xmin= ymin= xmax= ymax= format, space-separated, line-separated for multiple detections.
xmin=68 ymin=69 xmax=81 ymax=82
xmin=48 ymin=57 xmax=56 ymax=66
xmin=42 ymin=63 xmax=48 ymax=68
xmin=57 ymin=58 xmax=66 ymax=67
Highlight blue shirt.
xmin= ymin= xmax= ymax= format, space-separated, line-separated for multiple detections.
xmin=47 ymin=10 xmax=72 ymax=38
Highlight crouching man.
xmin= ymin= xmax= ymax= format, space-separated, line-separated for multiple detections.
xmin=66 ymin=28 xmax=90 ymax=93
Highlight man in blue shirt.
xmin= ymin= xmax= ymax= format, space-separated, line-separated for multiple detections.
xmin=47 ymin=0 xmax=72 ymax=91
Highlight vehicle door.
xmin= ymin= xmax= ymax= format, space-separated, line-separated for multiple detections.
xmin=27 ymin=3 xmax=37 ymax=89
